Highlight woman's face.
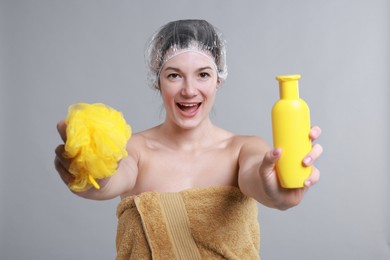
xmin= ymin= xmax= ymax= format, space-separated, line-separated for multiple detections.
xmin=159 ymin=51 xmax=220 ymax=130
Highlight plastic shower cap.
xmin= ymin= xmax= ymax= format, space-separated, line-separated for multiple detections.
xmin=146 ymin=19 xmax=227 ymax=90
xmin=64 ymin=103 xmax=131 ymax=192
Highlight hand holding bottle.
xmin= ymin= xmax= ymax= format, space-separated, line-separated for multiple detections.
xmin=259 ymin=126 xmax=323 ymax=209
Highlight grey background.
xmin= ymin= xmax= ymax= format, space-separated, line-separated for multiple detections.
xmin=1 ymin=0 xmax=389 ymax=259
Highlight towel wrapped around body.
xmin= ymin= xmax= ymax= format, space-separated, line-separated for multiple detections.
xmin=116 ymin=186 xmax=260 ymax=260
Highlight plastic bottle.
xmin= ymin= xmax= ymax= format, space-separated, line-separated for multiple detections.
xmin=272 ymin=74 xmax=312 ymax=188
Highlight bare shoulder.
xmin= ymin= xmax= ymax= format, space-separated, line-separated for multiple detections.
xmin=127 ymin=126 xmax=160 ymax=147
xmin=231 ymin=134 xmax=270 ymax=152
xmin=124 ymin=127 xmax=161 ymax=164
xmin=209 ymin=126 xmax=270 ymax=155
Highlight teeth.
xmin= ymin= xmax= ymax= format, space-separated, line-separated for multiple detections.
xmin=180 ymin=103 xmax=198 ymax=107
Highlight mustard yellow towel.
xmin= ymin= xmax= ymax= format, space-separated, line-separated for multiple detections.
xmin=116 ymin=186 xmax=260 ymax=260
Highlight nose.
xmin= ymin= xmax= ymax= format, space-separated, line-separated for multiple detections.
xmin=181 ymin=77 xmax=198 ymax=97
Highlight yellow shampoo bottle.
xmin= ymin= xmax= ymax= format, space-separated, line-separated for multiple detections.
xmin=272 ymin=75 xmax=312 ymax=188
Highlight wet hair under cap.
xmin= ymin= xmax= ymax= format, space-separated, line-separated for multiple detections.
xmin=146 ymin=19 xmax=228 ymax=90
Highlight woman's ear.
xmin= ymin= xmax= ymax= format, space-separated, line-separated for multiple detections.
xmin=216 ymin=78 xmax=222 ymax=89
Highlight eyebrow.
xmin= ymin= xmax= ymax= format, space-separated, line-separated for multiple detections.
xmin=163 ymin=66 xmax=215 ymax=72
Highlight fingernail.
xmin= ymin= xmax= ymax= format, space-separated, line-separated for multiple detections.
xmin=303 ymin=156 xmax=312 ymax=165
xmin=273 ymin=148 xmax=281 ymax=157
xmin=305 ymin=180 xmax=312 ymax=187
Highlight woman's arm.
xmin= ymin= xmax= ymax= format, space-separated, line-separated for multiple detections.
xmin=238 ymin=126 xmax=323 ymax=210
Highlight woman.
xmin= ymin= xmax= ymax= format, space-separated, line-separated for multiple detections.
xmin=55 ymin=19 xmax=322 ymax=259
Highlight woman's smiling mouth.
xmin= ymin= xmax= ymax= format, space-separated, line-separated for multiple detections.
xmin=176 ymin=102 xmax=202 ymax=115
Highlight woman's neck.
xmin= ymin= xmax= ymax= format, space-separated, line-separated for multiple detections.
xmin=158 ymin=118 xmax=217 ymax=151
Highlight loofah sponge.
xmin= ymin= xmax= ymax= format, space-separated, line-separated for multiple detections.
xmin=64 ymin=103 xmax=132 ymax=192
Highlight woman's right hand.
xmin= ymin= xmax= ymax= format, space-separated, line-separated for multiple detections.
xmin=54 ymin=120 xmax=75 ymax=187
xmin=54 ymin=120 xmax=137 ymax=200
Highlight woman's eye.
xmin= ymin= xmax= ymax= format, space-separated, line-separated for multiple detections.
xmin=199 ymin=72 xmax=210 ymax=78
xmin=168 ymin=73 xmax=180 ymax=79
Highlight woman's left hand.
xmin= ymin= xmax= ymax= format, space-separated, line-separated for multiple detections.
xmin=258 ymin=126 xmax=323 ymax=210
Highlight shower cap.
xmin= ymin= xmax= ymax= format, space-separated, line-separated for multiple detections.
xmin=64 ymin=103 xmax=132 ymax=192
xmin=145 ymin=19 xmax=228 ymax=90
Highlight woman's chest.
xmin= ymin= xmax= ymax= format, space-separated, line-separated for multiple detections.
xmin=134 ymin=147 xmax=240 ymax=193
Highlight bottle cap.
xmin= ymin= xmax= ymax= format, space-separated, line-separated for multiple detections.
xmin=276 ymin=74 xmax=301 ymax=82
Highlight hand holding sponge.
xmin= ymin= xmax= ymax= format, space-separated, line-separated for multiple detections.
xmin=64 ymin=103 xmax=132 ymax=192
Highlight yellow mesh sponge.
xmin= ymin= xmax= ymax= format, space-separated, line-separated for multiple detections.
xmin=64 ymin=103 xmax=132 ymax=192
